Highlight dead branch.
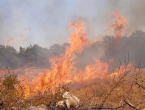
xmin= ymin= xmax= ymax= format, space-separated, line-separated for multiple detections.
xmin=78 ymin=104 xmax=126 ymax=110
xmin=99 ymin=70 xmax=131 ymax=109
xmin=124 ymin=100 xmax=139 ymax=110
xmin=135 ymin=82 xmax=145 ymax=90
xmin=89 ymin=95 xmax=96 ymax=110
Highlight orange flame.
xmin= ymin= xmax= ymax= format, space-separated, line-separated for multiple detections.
xmin=7 ymin=37 xmax=15 ymax=45
xmin=110 ymin=12 xmax=127 ymax=41
xmin=20 ymin=21 xmax=90 ymax=96
xmin=17 ymin=17 xmax=130 ymax=97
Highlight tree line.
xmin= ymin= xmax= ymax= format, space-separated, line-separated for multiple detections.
xmin=0 ymin=30 xmax=145 ymax=70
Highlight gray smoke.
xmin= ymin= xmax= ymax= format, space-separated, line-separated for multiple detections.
xmin=1 ymin=0 xmax=145 ymax=49
xmin=0 ymin=0 xmax=145 ymax=71
xmin=76 ymin=30 xmax=145 ymax=72
xmin=126 ymin=0 xmax=145 ymax=34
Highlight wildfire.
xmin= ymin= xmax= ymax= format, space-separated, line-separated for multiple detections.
xmin=7 ymin=37 xmax=15 ymax=45
xmin=19 ymin=21 xmax=90 ymax=96
xmin=110 ymin=12 xmax=127 ymax=41
xmin=11 ymin=13 xmax=131 ymax=97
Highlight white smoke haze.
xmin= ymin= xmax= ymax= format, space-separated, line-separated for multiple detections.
xmin=0 ymin=0 xmax=145 ymax=71
xmin=0 ymin=0 xmax=144 ymax=49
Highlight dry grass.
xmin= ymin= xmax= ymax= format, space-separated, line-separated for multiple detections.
xmin=0 ymin=63 xmax=145 ymax=109
xmin=71 ymin=68 xmax=145 ymax=109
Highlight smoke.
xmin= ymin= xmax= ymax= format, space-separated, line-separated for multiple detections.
xmin=0 ymin=0 xmax=145 ymax=70
xmin=0 ymin=12 xmax=5 ymax=44
xmin=73 ymin=0 xmax=145 ymax=71
xmin=0 ymin=0 xmax=145 ymax=49
xmin=0 ymin=0 xmax=70 ymax=50
xmin=76 ymin=30 xmax=145 ymax=72
xmin=126 ymin=0 xmax=145 ymax=34
xmin=103 ymin=0 xmax=145 ymax=35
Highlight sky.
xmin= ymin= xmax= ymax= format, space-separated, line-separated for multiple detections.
xmin=0 ymin=0 xmax=144 ymax=50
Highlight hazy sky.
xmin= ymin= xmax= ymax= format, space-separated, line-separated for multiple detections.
xmin=0 ymin=0 xmax=144 ymax=50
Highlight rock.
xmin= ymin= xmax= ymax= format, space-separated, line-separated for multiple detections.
xmin=27 ymin=104 xmax=48 ymax=110
xmin=10 ymin=107 xmax=18 ymax=110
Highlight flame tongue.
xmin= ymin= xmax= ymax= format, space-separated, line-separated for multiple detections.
xmin=110 ymin=12 xmax=127 ymax=40
xmin=21 ymin=21 xmax=90 ymax=96
xmin=19 ymin=13 xmax=131 ymax=97
xmin=49 ymin=21 xmax=90 ymax=83
xmin=69 ymin=21 xmax=90 ymax=53
xmin=7 ymin=37 xmax=15 ymax=45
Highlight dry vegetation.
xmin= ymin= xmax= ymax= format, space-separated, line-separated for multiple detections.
xmin=0 ymin=60 xmax=145 ymax=110
xmin=0 ymin=67 xmax=70 ymax=109
xmin=71 ymin=61 xmax=145 ymax=110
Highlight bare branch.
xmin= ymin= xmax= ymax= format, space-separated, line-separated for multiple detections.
xmin=124 ymin=100 xmax=139 ymax=110
xmin=77 ymin=104 xmax=126 ymax=110
xmin=135 ymin=82 xmax=145 ymax=90
xmin=91 ymin=104 xmax=125 ymax=110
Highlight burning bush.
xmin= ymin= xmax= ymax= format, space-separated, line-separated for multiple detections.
xmin=0 ymin=67 xmax=26 ymax=109
xmin=0 ymin=67 xmax=71 ymax=109
xmin=0 ymin=12 xmax=145 ymax=109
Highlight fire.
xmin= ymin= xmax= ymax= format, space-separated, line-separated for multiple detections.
xmin=20 ymin=55 xmax=133 ymax=97
xmin=20 ymin=21 xmax=90 ymax=96
xmin=7 ymin=37 xmax=15 ymax=45
xmin=109 ymin=63 xmax=134 ymax=77
xmin=110 ymin=12 xmax=127 ymax=41
xmin=76 ymin=60 xmax=109 ymax=82
xmin=8 ymin=13 xmax=130 ymax=97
